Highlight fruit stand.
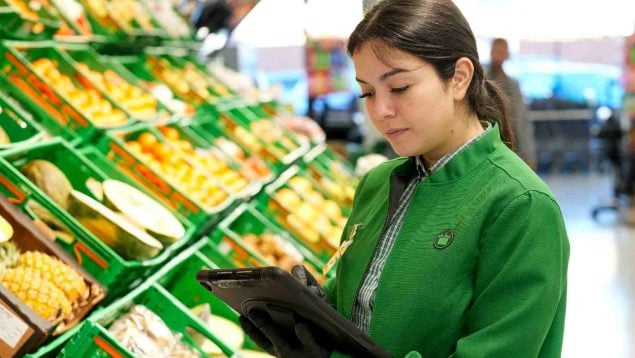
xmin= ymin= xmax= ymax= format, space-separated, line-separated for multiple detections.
xmin=0 ymin=1 xmax=359 ymax=357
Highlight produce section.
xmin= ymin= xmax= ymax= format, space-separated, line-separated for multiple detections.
xmin=0 ymin=2 xmax=359 ymax=356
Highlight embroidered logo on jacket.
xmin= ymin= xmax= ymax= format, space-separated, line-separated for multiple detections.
xmin=433 ymin=229 xmax=454 ymax=249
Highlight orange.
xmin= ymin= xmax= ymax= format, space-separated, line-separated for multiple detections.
xmin=160 ymin=127 xmax=180 ymax=141
xmin=152 ymin=142 xmax=171 ymax=162
xmin=137 ymin=132 xmax=158 ymax=152
xmin=125 ymin=141 xmax=142 ymax=153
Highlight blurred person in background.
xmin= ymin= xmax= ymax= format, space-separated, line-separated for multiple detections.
xmin=487 ymin=38 xmax=538 ymax=170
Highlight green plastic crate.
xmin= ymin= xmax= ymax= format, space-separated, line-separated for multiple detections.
xmin=252 ymin=166 xmax=349 ymax=263
xmin=155 ymin=239 xmax=261 ymax=351
xmin=0 ymin=138 xmax=198 ymax=299
xmin=212 ymin=203 xmax=328 ymax=272
xmin=0 ymin=40 xmax=136 ymax=145
xmin=95 ymin=123 xmax=239 ymax=229
xmin=0 ymin=0 xmax=61 ymax=40
xmin=0 ymin=89 xmax=46 ymax=149
xmin=24 ymin=321 xmax=84 ymax=358
xmin=63 ymin=283 xmax=235 ymax=357
xmin=194 ymin=107 xmax=309 ymax=174
xmin=55 ymin=43 xmax=175 ymax=123
xmin=163 ymin=120 xmax=270 ymax=192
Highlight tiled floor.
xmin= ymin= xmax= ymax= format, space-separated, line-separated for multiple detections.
xmin=543 ymin=174 xmax=635 ymax=358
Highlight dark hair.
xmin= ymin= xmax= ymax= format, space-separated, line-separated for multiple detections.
xmin=348 ymin=0 xmax=514 ymax=149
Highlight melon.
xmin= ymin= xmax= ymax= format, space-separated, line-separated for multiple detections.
xmin=68 ymin=190 xmax=163 ymax=261
xmin=21 ymin=160 xmax=73 ymax=210
xmin=102 ymin=180 xmax=185 ymax=245
xmin=0 ymin=214 xmax=13 ymax=243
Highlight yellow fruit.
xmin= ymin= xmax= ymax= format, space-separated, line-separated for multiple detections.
xmin=16 ymin=251 xmax=89 ymax=303
xmin=0 ymin=215 xmax=13 ymax=243
xmin=0 ymin=267 xmax=72 ymax=321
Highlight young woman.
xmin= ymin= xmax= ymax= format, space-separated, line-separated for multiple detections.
xmin=240 ymin=1 xmax=569 ymax=357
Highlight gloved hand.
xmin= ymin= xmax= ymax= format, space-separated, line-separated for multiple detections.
xmin=239 ymin=310 xmax=331 ymax=358
xmin=291 ymin=265 xmax=327 ymax=301
xmin=237 ymin=265 xmax=331 ymax=357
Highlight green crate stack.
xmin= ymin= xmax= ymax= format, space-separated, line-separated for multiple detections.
xmin=0 ymin=40 xmax=137 ymax=145
xmin=0 ymin=89 xmax=46 ymax=149
xmin=95 ymin=122 xmax=239 ymax=229
xmin=154 ymin=239 xmax=263 ymax=352
xmin=0 ymin=0 xmax=62 ymax=40
xmin=0 ymin=138 xmax=198 ymax=299
xmin=61 ymin=281 xmax=236 ymax=357
xmin=56 ymin=43 xmax=176 ymax=125
xmin=210 ymin=203 xmax=328 ymax=276
xmin=252 ymin=166 xmax=350 ymax=263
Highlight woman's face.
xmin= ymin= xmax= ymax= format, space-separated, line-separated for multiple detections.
xmin=353 ymin=43 xmax=464 ymax=160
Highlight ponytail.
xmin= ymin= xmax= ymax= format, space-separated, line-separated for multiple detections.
xmin=470 ymin=77 xmax=515 ymax=150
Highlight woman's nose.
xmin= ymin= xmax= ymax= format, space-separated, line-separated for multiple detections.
xmin=372 ymin=93 xmax=396 ymax=119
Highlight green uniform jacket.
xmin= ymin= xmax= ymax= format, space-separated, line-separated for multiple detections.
xmin=324 ymin=125 xmax=569 ymax=358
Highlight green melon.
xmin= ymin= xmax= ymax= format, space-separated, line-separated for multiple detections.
xmin=102 ymin=180 xmax=185 ymax=245
xmin=21 ymin=160 xmax=72 ymax=210
xmin=68 ymin=190 xmax=163 ymax=261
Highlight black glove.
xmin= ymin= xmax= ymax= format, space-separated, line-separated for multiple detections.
xmin=291 ymin=264 xmax=327 ymax=301
xmin=237 ymin=265 xmax=331 ymax=357
xmin=239 ymin=310 xmax=331 ymax=358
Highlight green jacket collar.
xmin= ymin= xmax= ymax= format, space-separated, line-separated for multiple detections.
xmin=392 ymin=122 xmax=504 ymax=183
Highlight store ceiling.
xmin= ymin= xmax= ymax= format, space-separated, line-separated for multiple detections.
xmin=455 ymin=0 xmax=635 ymax=40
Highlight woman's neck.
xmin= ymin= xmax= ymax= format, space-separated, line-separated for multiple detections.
xmin=420 ymin=114 xmax=484 ymax=168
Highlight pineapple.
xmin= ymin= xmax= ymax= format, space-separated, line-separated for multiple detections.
xmin=17 ymin=251 xmax=89 ymax=302
xmin=0 ymin=213 xmax=89 ymax=322
xmin=1 ymin=266 xmax=72 ymax=321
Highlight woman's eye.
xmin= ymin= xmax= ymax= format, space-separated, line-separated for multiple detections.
xmin=359 ymin=92 xmax=374 ymax=99
xmin=391 ymin=86 xmax=410 ymax=93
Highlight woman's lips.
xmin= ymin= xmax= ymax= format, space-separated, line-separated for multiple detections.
xmin=385 ymin=128 xmax=408 ymax=139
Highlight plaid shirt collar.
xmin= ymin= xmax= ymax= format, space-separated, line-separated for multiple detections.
xmin=412 ymin=121 xmax=492 ymax=179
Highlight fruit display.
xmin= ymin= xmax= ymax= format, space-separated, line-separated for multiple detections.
xmin=20 ymin=159 xmax=186 ymax=261
xmin=144 ymin=0 xmax=191 ymax=39
xmin=157 ymin=126 xmax=254 ymax=195
xmin=0 ymin=207 xmax=103 ymax=335
xmin=188 ymin=303 xmax=246 ymax=357
xmin=108 ymin=304 xmax=201 ymax=357
xmin=240 ymin=232 xmax=303 ymax=271
xmin=213 ymin=137 xmax=272 ymax=182
xmin=270 ymin=175 xmax=347 ymax=252
xmin=248 ymin=119 xmax=302 ymax=159
xmin=30 ymin=58 xmax=129 ymax=127
xmin=274 ymin=114 xmax=326 ymax=143
xmin=124 ymin=130 xmax=236 ymax=208
xmin=51 ymin=0 xmax=93 ymax=35
xmin=75 ymin=62 xmax=159 ymax=120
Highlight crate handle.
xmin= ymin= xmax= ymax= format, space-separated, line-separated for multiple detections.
xmin=0 ymin=175 xmax=26 ymax=204
xmin=93 ymin=336 xmax=124 ymax=358
xmin=74 ymin=241 xmax=108 ymax=270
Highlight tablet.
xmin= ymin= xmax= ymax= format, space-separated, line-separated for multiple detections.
xmin=196 ymin=266 xmax=391 ymax=357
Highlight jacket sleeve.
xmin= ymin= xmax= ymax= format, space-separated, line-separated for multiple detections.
xmin=455 ymin=190 xmax=569 ymax=357
xmin=406 ymin=190 xmax=569 ymax=358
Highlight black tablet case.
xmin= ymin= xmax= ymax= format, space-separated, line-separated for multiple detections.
xmin=196 ymin=267 xmax=391 ymax=357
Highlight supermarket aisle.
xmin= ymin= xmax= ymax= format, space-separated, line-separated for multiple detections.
xmin=544 ymin=174 xmax=635 ymax=358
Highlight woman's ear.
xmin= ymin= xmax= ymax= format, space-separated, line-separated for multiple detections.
xmin=451 ymin=57 xmax=474 ymax=101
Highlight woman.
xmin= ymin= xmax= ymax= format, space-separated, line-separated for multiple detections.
xmin=241 ymin=1 xmax=569 ymax=357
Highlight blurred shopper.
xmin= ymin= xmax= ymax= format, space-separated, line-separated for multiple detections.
xmin=487 ymin=38 xmax=538 ymax=169
xmin=240 ymin=1 xmax=569 ymax=357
